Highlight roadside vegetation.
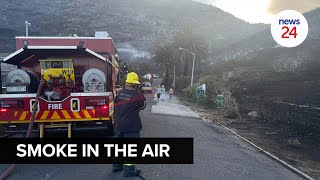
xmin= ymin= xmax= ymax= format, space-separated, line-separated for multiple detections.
xmin=150 ymin=30 xmax=320 ymax=179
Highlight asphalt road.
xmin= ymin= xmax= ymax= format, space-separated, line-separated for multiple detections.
xmin=0 ymin=93 xmax=302 ymax=180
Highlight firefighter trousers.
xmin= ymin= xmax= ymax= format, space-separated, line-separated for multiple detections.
xmin=112 ymin=131 xmax=140 ymax=171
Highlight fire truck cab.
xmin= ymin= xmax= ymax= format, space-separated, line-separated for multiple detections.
xmin=0 ymin=32 xmax=120 ymax=137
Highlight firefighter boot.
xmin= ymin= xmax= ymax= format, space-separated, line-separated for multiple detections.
xmin=112 ymin=164 xmax=123 ymax=173
xmin=123 ymin=165 xmax=141 ymax=177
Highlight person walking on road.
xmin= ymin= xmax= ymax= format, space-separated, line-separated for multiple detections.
xmin=112 ymin=72 xmax=146 ymax=177
xmin=156 ymin=85 xmax=161 ymax=101
xmin=160 ymin=85 xmax=165 ymax=101
xmin=169 ymin=88 xmax=173 ymax=101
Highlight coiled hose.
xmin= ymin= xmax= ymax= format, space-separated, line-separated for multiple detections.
xmin=0 ymin=81 xmax=44 ymax=179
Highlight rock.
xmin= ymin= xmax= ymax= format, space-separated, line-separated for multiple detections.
xmin=287 ymin=138 xmax=302 ymax=148
xmin=248 ymin=111 xmax=259 ymax=118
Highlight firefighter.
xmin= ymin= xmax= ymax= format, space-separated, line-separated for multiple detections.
xmin=112 ymin=72 xmax=146 ymax=177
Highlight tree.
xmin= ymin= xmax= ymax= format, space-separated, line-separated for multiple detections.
xmin=173 ymin=31 xmax=208 ymax=76
xmin=154 ymin=44 xmax=178 ymax=88
xmin=153 ymin=31 xmax=209 ymax=90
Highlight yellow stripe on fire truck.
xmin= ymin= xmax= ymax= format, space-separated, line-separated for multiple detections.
xmin=14 ymin=110 xmax=96 ymax=120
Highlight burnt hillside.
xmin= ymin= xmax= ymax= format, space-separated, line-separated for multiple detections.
xmin=214 ymin=8 xmax=320 ymax=62
xmin=0 ymin=0 xmax=266 ymax=60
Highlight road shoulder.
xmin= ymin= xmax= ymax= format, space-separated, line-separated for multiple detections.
xmin=178 ymin=96 xmax=319 ymax=179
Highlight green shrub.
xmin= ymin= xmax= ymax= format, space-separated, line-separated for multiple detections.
xmin=186 ymin=85 xmax=197 ymax=98
xmin=175 ymin=75 xmax=229 ymax=108
xmin=176 ymin=76 xmax=190 ymax=92
xmin=185 ymin=75 xmax=226 ymax=108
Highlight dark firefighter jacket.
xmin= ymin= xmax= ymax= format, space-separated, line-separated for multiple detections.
xmin=115 ymin=86 xmax=146 ymax=133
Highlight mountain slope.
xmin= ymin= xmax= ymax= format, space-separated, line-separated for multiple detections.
xmin=0 ymin=0 xmax=266 ymax=60
xmin=215 ymin=8 xmax=320 ymax=62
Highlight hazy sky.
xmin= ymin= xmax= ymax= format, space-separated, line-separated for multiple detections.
xmin=194 ymin=0 xmax=320 ymax=23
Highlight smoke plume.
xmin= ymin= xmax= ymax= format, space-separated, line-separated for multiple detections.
xmin=268 ymin=0 xmax=320 ymax=14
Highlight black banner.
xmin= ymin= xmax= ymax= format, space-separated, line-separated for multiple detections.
xmin=0 ymin=138 xmax=193 ymax=164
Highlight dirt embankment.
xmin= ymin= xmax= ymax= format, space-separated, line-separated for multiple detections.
xmin=181 ymin=100 xmax=320 ymax=179
xmin=229 ymin=70 xmax=320 ymax=133
xmin=179 ymin=70 xmax=320 ymax=179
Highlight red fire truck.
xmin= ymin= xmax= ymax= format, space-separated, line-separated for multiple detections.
xmin=0 ymin=32 xmax=120 ymax=137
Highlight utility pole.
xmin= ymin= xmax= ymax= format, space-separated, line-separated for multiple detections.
xmin=173 ymin=65 xmax=176 ymax=89
xmin=178 ymin=47 xmax=195 ymax=87
xmin=25 ymin=20 xmax=31 ymax=37
xmin=191 ymin=54 xmax=195 ymax=87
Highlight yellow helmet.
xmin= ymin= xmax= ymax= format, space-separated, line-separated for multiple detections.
xmin=126 ymin=72 xmax=140 ymax=84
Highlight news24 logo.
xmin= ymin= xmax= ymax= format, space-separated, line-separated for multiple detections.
xmin=271 ymin=10 xmax=309 ymax=48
